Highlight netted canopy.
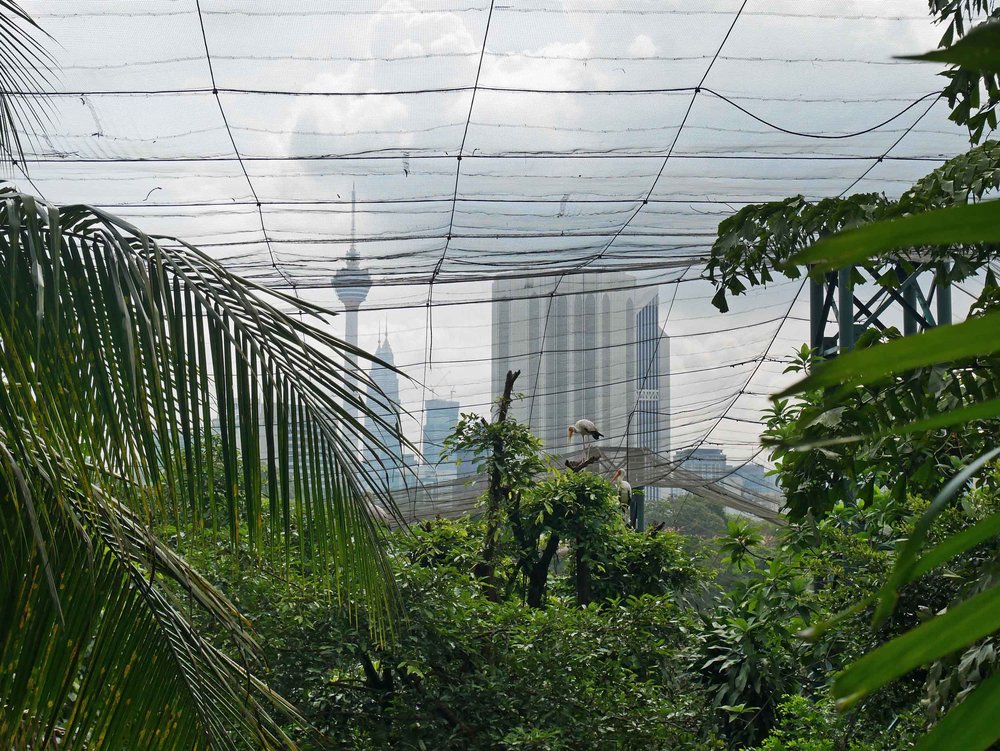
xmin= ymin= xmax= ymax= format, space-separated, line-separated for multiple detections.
xmin=8 ymin=0 xmax=979 ymax=516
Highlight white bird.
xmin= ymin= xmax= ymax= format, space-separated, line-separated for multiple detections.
xmin=568 ymin=418 xmax=603 ymax=461
xmin=611 ymin=468 xmax=632 ymax=509
xmin=567 ymin=418 xmax=603 ymax=444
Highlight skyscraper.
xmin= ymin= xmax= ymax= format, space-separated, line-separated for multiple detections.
xmin=421 ymin=398 xmax=460 ymax=482
xmin=673 ymin=448 xmax=729 ymax=481
xmin=490 ymin=273 xmax=670 ymax=465
xmin=332 ymin=186 xmax=371 ymax=427
xmin=365 ymin=336 xmax=406 ymax=490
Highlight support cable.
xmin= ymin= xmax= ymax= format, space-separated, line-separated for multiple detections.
xmin=193 ymin=0 xmax=297 ymax=293
xmin=418 ymin=0 xmax=496 ymax=472
xmin=527 ymin=0 xmax=750 ymax=428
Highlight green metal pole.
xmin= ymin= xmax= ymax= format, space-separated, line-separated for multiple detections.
xmin=810 ymin=274 xmax=824 ymax=353
xmin=838 ymin=267 xmax=855 ymax=352
xmin=937 ymin=262 xmax=953 ymax=326
xmin=903 ymin=274 xmax=918 ymax=336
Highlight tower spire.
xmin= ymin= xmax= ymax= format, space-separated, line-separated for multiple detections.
xmin=347 ymin=182 xmax=359 ymax=265
xmin=332 ymin=184 xmax=372 ymax=443
xmin=333 ymin=183 xmax=371 ymax=310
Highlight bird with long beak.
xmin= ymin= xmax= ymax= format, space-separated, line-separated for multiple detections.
xmin=568 ymin=418 xmax=603 ymax=460
xmin=567 ymin=418 xmax=602 ymax=444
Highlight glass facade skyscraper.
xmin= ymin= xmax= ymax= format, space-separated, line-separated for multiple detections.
xmin=365 ymin=337 xmax=406 ymax=490
xmin=491 ymin=273 xmax=669 ymax=464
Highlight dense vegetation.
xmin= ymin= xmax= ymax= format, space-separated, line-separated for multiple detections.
xmin=172 ymin=383 xmax=1000 ymax=750
xmin=9 ymin=2 xmax=1000 ymax=749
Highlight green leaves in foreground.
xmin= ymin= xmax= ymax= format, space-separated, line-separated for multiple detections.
xmin=901 ymin=22 xmax=1000 ymax=73
xmin=771 ymin=51 xmax=1000 ymax=742
xmin=835 ymin=583 xmax=1000 ymax=710
xmin=829 ymin=452 xmax=1000 ymax=720
xmin=791 ymin=199 xmax=1000 ymax=272
xmin=771 ymin=146 xmax=1000 ymax=751
xmin=776 ymin=311 xmax=1000 ymax=398
xmin=0 ymin=190 xmax=407 ymax=749
xmin=825 ymin=456 xmax=1000 ymax=751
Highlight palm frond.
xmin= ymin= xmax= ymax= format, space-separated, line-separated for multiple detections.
xmin=0 ymin=1 xmax=55 ymax=171
xmin=0 ymin=435 xmax=304 ymax=750
xmin=0 ymin=190 xmax=410 ymax=747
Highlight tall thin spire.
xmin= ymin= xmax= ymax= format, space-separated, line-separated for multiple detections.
xmin=333 ymin=184 xmax=372 ymax=444
xmin=347 ymin=182 xmax=359 ymax=264
xmin=333 ymin=182 xmax=371 ymax=309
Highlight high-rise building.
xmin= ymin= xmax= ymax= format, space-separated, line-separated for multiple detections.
xmin=418 ymin=398 xmax=479 ymax=483
xmin=673 ymin=447 xmax=729 ymax=481
xmin=422 ymin=398 xmax=460 ymax=482
xmin=365 ymin=336 xmax=406 ymax=490
xmin=490 ymin=273 xmax=670 ymax=469
xmin=732 ymin=463 xmax=780 ymax=500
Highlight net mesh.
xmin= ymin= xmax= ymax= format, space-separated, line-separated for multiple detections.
xmin=8 ymin=0 xmax=983 ymax=519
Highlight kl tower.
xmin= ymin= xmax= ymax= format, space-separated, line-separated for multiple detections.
xmin=333 ymin=186 xmax=372 ymax=425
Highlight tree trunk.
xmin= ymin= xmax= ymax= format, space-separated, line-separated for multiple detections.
xmin=473 ymin=369 xmax=520 ymax=599
xmin=574 ymin=543 xmax=591 ymax=606
xmin=526 ymin=532 xmax=560 ymax=607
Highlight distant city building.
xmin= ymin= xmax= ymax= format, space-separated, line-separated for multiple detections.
xmin=419 ymin=398 xmax=479 ymax=483
xmin=332 ymin=186 xmax=372 ymax=434
xmin=673 ymin=447 xmax=729 ymax=481
xmin=732 ymin=463 xmax=780 ymax=499
xmin=491 ymin=273 xmax=669 ymax=477
xmin=365 ymin=336 xmax=407 ymax=491
xmin=422 ymin=398 xmax=460 ymax=482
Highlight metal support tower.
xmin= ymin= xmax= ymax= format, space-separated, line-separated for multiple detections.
xmin=809 ymin=261 xmax=953 ymax=356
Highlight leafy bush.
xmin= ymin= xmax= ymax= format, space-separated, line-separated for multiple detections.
xmin=180 ymin=519 xmax=718 ymax=750
xmin=746 ymin=695 xmax=878 ymax=751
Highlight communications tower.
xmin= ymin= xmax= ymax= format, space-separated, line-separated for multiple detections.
xmin=332 ymin=186 xmax=372 ymax=425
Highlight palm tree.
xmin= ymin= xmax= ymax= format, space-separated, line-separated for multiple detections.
xmin=0 ymin=7 xmax=409 ymax=748
xmin=0 ymin=0 xmax=52 ymax=170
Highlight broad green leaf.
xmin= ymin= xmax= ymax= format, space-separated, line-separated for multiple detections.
xmin=791 ymin=199 xmax=1000 ymax=271
xmin=901 ymin=22 xmax=1000 ymax=73
xmin=873 ymin=448 xmax=1000 ymax=625
xmin=835 ymin=582 xmax=1000 ymax=707
xmin=776 ymin=312 xmax=1000 ymax=396
xmin=910 ymin=509 xmax=1000 ymax=581
xmin=888 ymin=397 xmax=1000 ymax=434
xmin=912 ymin=672 xmax=1000 ymax=751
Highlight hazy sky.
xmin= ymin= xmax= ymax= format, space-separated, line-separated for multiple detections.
xmin=11 ymin=0 xmax=979 ymax=466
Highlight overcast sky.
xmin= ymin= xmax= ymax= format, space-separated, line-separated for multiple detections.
xmin=11 ymin=0 xmax=980 ymax=466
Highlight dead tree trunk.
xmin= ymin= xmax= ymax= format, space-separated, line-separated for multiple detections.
xmin=473 ymin=369 xmax=519 ymax=599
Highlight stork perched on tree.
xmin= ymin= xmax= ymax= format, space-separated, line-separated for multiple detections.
xmin=568 ymin=418 xmax=603 ymax=461
xmin=567 ymin=418 xmax=602 ymax=445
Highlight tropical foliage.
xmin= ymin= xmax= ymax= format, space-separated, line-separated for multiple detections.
xmin=701 ymin=15 xmax=1000 ymax=751
xmin=12 ymin=2 xmax=1000 ymax=750
xmin=179 ymin=516 xmax=712 ymax=750
xmin=0 ymin=191 xmax=407 ymax=748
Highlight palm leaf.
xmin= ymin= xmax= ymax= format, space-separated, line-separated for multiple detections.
xmin=0 ymin=190 xmax=410 ymax=747
xmin=1 ymin=436 xmax=303 ymax=750
xmin=0 ymin=1 xmax=54 ymax=171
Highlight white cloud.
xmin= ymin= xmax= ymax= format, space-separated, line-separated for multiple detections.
xmin=628 ymin=34 xmax=657 ymax=57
